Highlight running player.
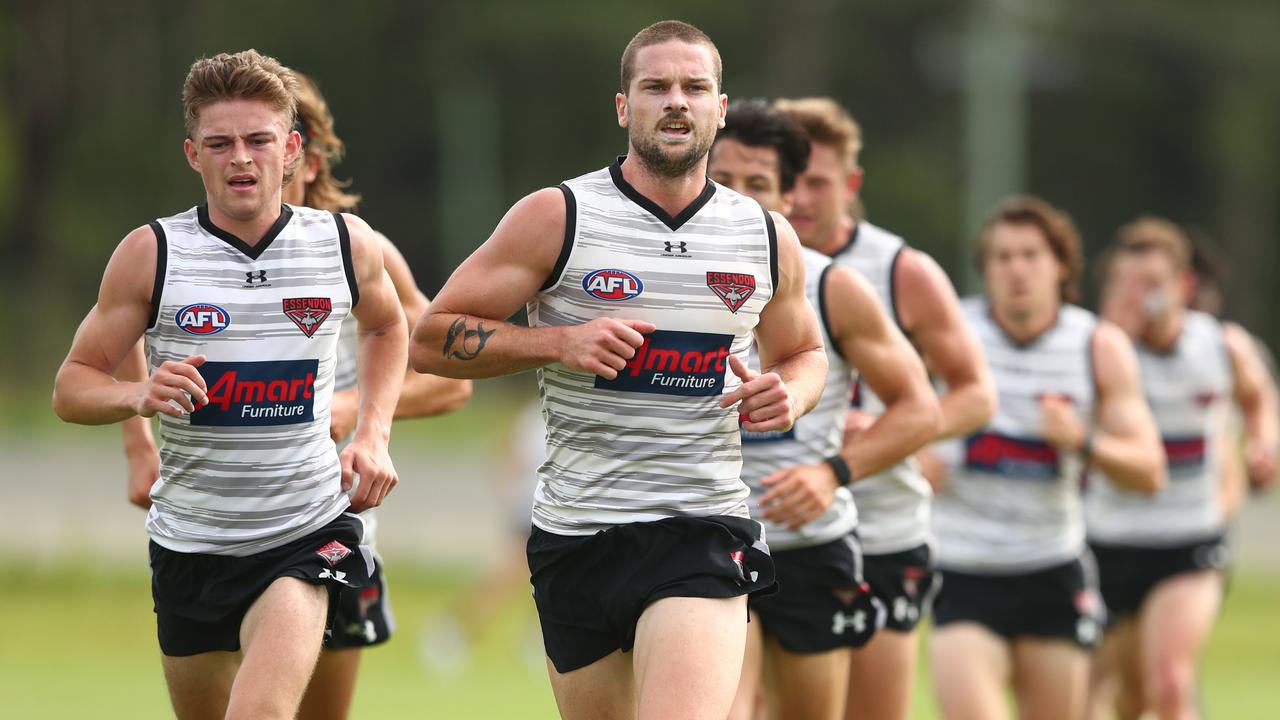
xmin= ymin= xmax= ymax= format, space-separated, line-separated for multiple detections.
xmin=1085 ymin=218 xmax=1277 ymax=720
xmin=710 ymin=99 xmax=941 ymax=720
xmin=411 ymin=21 xmax=829 ymax=720
xmin=52 ymin=50 xmax=408 ymax=720
xmin=927 ymin=196 xmax=1163 ymax=720
xmin=775 ymin=97 xmax=997 ymax=720
xmin=116 ymin=68 xmax=473 ymax=720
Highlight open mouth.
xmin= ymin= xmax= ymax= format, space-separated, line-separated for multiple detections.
xmin=228 ymin=175 xmax=258 ymax=191
xmin=659 ymin=121 xmax=692 ymax=141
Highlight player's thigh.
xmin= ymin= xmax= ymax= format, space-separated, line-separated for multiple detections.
xmin=1088 ymin=618 xmax=1143 ymax=720
xmin=763 ymin=634 xmax=850 ymax=720
xmin=297 ymin=648 xmax=362 ymax=720
xmin=727 ymin=610 xmax=765 ymax=720
xmin=161 ymin=650 xmax=240 ymax=720
xmin=1011 ymin=636 xmax=1089 ymax=720
xmin=845 ymin=629 xmax=919 ymax=720
xmin=930 ymin=623 xmax=1013 ymax=720
xmin=227 ymin=577 xmax=330 ymax=719
xmin=633 ymin=595 xmax=748 ymax=720
xmin=1138 ymin=570 xmax=1222 ymax=708
xmin=545 ymin=649 xmax=635 ymax=720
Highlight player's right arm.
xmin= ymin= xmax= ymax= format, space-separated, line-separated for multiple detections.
xmin=53 ymin=225 xmax=209 ymax=424
xmin=411 ymin=188 xmax=654 ymax=379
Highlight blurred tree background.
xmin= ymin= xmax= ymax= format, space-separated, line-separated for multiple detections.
xmin=2 ymin=0 xmax=1278 ymax=420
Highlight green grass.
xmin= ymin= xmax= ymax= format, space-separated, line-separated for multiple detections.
xmin=1 ymin=561 xmax=1276 ymax=718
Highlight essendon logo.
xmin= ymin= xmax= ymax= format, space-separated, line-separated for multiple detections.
xmin=707 ymin=271 xmax=756 ymax=313
xmin=1164 ymin=435 xmax=1207 ymax=476
xmin=964 ymin=432 xmax=1061 ymax=480
xmin=283 ymin=297 xmax=332 ymax=337
xmin=190 ymin=359 xmax=318 ymax=426
xmin=583 ymin=269 xmax=644 ymax=301
xmin=316 ymin=540 xmax=352 ymax=566
xmin=729 ymin=550 xmax=746 ymax=581
xmin=175 ymin=303 xmax=230 ymax=335
xmin=594 ymin=329 xmax=732 ymax=397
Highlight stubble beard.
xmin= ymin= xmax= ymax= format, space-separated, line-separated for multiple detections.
xmin=629 ymin=124 xmax=713 ymax=179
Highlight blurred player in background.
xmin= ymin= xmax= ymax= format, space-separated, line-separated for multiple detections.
xmin=775 ymin=97 xmax=996 ymax=720
xmin=116 ymin=67 xmax=471 ymax=720
xmin=1085 ymin=218 xmax=1277 ymax=720
xmin=927 ymin=196 xmax=1163 ymax=720
xmin=710 ymin=99 xmax=941 ymax=720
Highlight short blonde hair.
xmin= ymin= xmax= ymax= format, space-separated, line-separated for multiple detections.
xmin=620 ymin=20 xmax=722 ymax=94
xmin=183 ymin=50 xmax=297 ymax=138
xmin=774 ymin=97 xmax=863 ymax=170
xmin=1113 ymin=216 xmax=1191 ymax=271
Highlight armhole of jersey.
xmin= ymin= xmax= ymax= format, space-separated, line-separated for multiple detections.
xmin=817 ymin=263 xmax=848 ymax=364
xmin=333 ymin=212 xmax=359 ymax=309
xmin=887 ymin=245 xmax=907 ymax=331
xmin=538 ymin=184 xmax=577 ymax=292
xmin=763 ymin=208 xmax=779 ymax=292
xmin=146 ymin=221 xmax=167 ymax=331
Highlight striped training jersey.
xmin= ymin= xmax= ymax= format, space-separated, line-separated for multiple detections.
xmin=933 ymin=298 xmax=1097 ymax=573
xmin=1086 ymin=310 xmax=1231 ymax=545
xmin=833 ymin=221 xmax=933 ymax=554
xmin=144 ymin=204 xmax=355 ymax=556
xmin=741 ymin=248 xmax=856 ymax=550
xmin=527 ymin=158 xmax=777 ymax=535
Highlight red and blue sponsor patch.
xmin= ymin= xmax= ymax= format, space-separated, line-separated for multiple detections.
xmin=190 ymin=359 xmax=318 ymax=426
xmin=964 ymin=431 xmax=1062 ymax=480
xmin=594 ymin=329 xmax=732 ymax=396
xmin=583 ymin=269 xmax=644 ymax=301
xmin=175 ymin=303 xmax=230 ymax=335
xmin=1163 ymin=435 xmax=1207 ymax=477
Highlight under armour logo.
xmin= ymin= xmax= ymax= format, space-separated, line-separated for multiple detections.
xmin=663 ymin=241 xmax=688 ymax=254
xmin=832 ymin=609 xmax=867 ymax=635
xmin=245 ymin=270 xmax=268 ymax=284
xmin=319 ymin=568 xmax=349 ymax=585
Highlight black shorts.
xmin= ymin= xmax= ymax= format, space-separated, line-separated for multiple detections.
xmin=150 ymin=512 xmax=373 ymax=657
xmin=753 ymin=534 xmax=883 ymax=653
xmin=862 ymin=543 xmax=938 ymax=633
xmin=325 ymin=552 xmax=395 ymax=649
xmin=933 ymin=556 xmax=1105 ymax=649
xmin=1090 ymin=535 xmax=1228 ymax=621
xmin=527 ymin=515 xmax=777 ymax=674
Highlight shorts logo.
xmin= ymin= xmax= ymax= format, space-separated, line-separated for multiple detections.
xmin=190 ymin=359 xmax=318 ymax=426
xmin=175 ymin=303 xmax=230 ymax=335
xmin=729 ymin=550 xmax=746 ymax=581
xmin=706 ymin=271 xmax=756 ymax=313
xmin=593 ymin=329 xmax=732 ymax=397
xmin=583 ymin=269 xmax=644 ymax=301
xmin=316 ymin=540 xmax=353 ymax=566
xmin=832 ymin=582 xmax=870 ymax=607
xmin=283 ymin=297 xmax=333 ymax=338
xmin=964 ymin=432 xmax=1061 ymax=480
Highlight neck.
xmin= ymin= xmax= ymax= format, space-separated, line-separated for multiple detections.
xmin=991 ymin=299 xmax=1060 ymax=345
xmin=205 ymin=197 xmax=283 ymax=245
xmin=814 ymin=216 xmax=856 ymax=256
xmin=1141 ymin=309 xmax=1185 ymax=353
xmin=621 ymin=151 xmax=707 ymax=216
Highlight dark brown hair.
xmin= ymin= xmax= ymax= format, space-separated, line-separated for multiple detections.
xmin=975 ymin=195 xmax=1084 ymax=302
xmin=620 ymin=20 xmax=722 ymax=94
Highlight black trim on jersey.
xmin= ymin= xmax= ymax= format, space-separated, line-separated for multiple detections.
xmin=333 ymin=212 xmax=359 ymax=309
xmin=817 ymin=263 xmax=847 ymax=363
xmin=540 ymin=184 xmax=577 ymax=292
xmin=830 ymin=223 xmax=860 ymax=259
xmin=1086 ymin=324 xmax=1101 ymax=404
xmin=886 ymin=245 xmax=906 ymax=331
xmin=763 ymin=207 xmax=779 ymax=291
xmin=197 ymin=204 xmax=293 ymax=261
xmin=147 ymin=221 xmax=168 ymax=330
xmin=608 ymin=156 xmax=716 ymax=232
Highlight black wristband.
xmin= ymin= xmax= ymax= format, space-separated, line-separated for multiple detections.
xmin=825 ymin=454 xmax=853 ymax=486
xmin=1080 ymin=433 xmax=1094 ymax=460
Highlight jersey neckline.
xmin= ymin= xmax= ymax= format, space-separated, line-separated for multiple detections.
xmin=608 ymin=155 xmax=716 ymax=232
xmin=197 ymin=204 xmax=294 ymax=260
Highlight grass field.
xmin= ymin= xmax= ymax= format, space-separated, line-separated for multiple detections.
xmin=1 ymin=560 xmax=1277 ymax=719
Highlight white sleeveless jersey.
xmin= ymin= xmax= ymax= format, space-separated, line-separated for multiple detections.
xmin=1087 ymin=311 xmax=1231 ymax=545
xmin=528 ymin=159 xmax=777 ymax=535
xmin=144 ymin=204 xmax=355 ymax=556
xmin=334 ymin=315 xmax=358 ymax=392
xmin=933 ymin=299 xmax=1098 ymax=572
xmin=832 ymin=221 xmax=933 ymax=554
xmin=741 ymin=248 xmax=856 ymax=550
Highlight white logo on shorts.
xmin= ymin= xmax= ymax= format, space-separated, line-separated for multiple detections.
xmin=319 ymin=568 xmax=349 ymax=585
xmin=832 ymin=610 xmax=867 ymax=635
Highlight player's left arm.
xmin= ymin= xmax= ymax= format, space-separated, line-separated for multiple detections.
xmin=115 ymin=339 xmax=160 ymax=509
xmin=329 ymin=233 xmax=472 ymax=441
xmin=721 ymin=213 xmax=826 ymax=433
xmin=1062 ymin=322 xmax=1164 ymax=494
xmin=1223 ymin=322 xmax=1278 ymax=490
xmin=341 ymin=214 xmax=409 ymax=512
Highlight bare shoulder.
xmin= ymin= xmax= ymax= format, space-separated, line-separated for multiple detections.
xmin=894 ymin=247 xmax=961 ymax=322
xmin=1091 ymin=319 xmax=1140 ymax=389
xmin=102 ymin=224 xmax=160 ymax=300
xmin=478 ymin=186 xmax=569 ymax=269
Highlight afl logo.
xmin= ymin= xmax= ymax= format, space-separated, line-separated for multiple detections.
xmin=583 ymin=269 xmax=644 ymax=302
xmin=176 ymin=303 xmax=231 ymax=335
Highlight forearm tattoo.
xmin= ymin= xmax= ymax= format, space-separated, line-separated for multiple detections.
xmin=442 ymin=317 xmax=496 ymax=361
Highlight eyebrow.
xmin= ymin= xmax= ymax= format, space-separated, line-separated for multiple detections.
xmin=200 ymin=129 xmax=276 ymax=142
xmin=637 ymin=75 xmax=714 ymax=85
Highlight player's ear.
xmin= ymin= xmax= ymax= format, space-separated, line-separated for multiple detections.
xmin=717 ymin=94 xmax=728 ymax=129
xmin=780 ymin=191 xmax=795 ymax=217
xmin=282 ymin=127 xmax=303 ymax=168
xmin=184 ymin=137 xmax=200 ymax=173
xmin=616 ymin=92 xmax=629 ymax=129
